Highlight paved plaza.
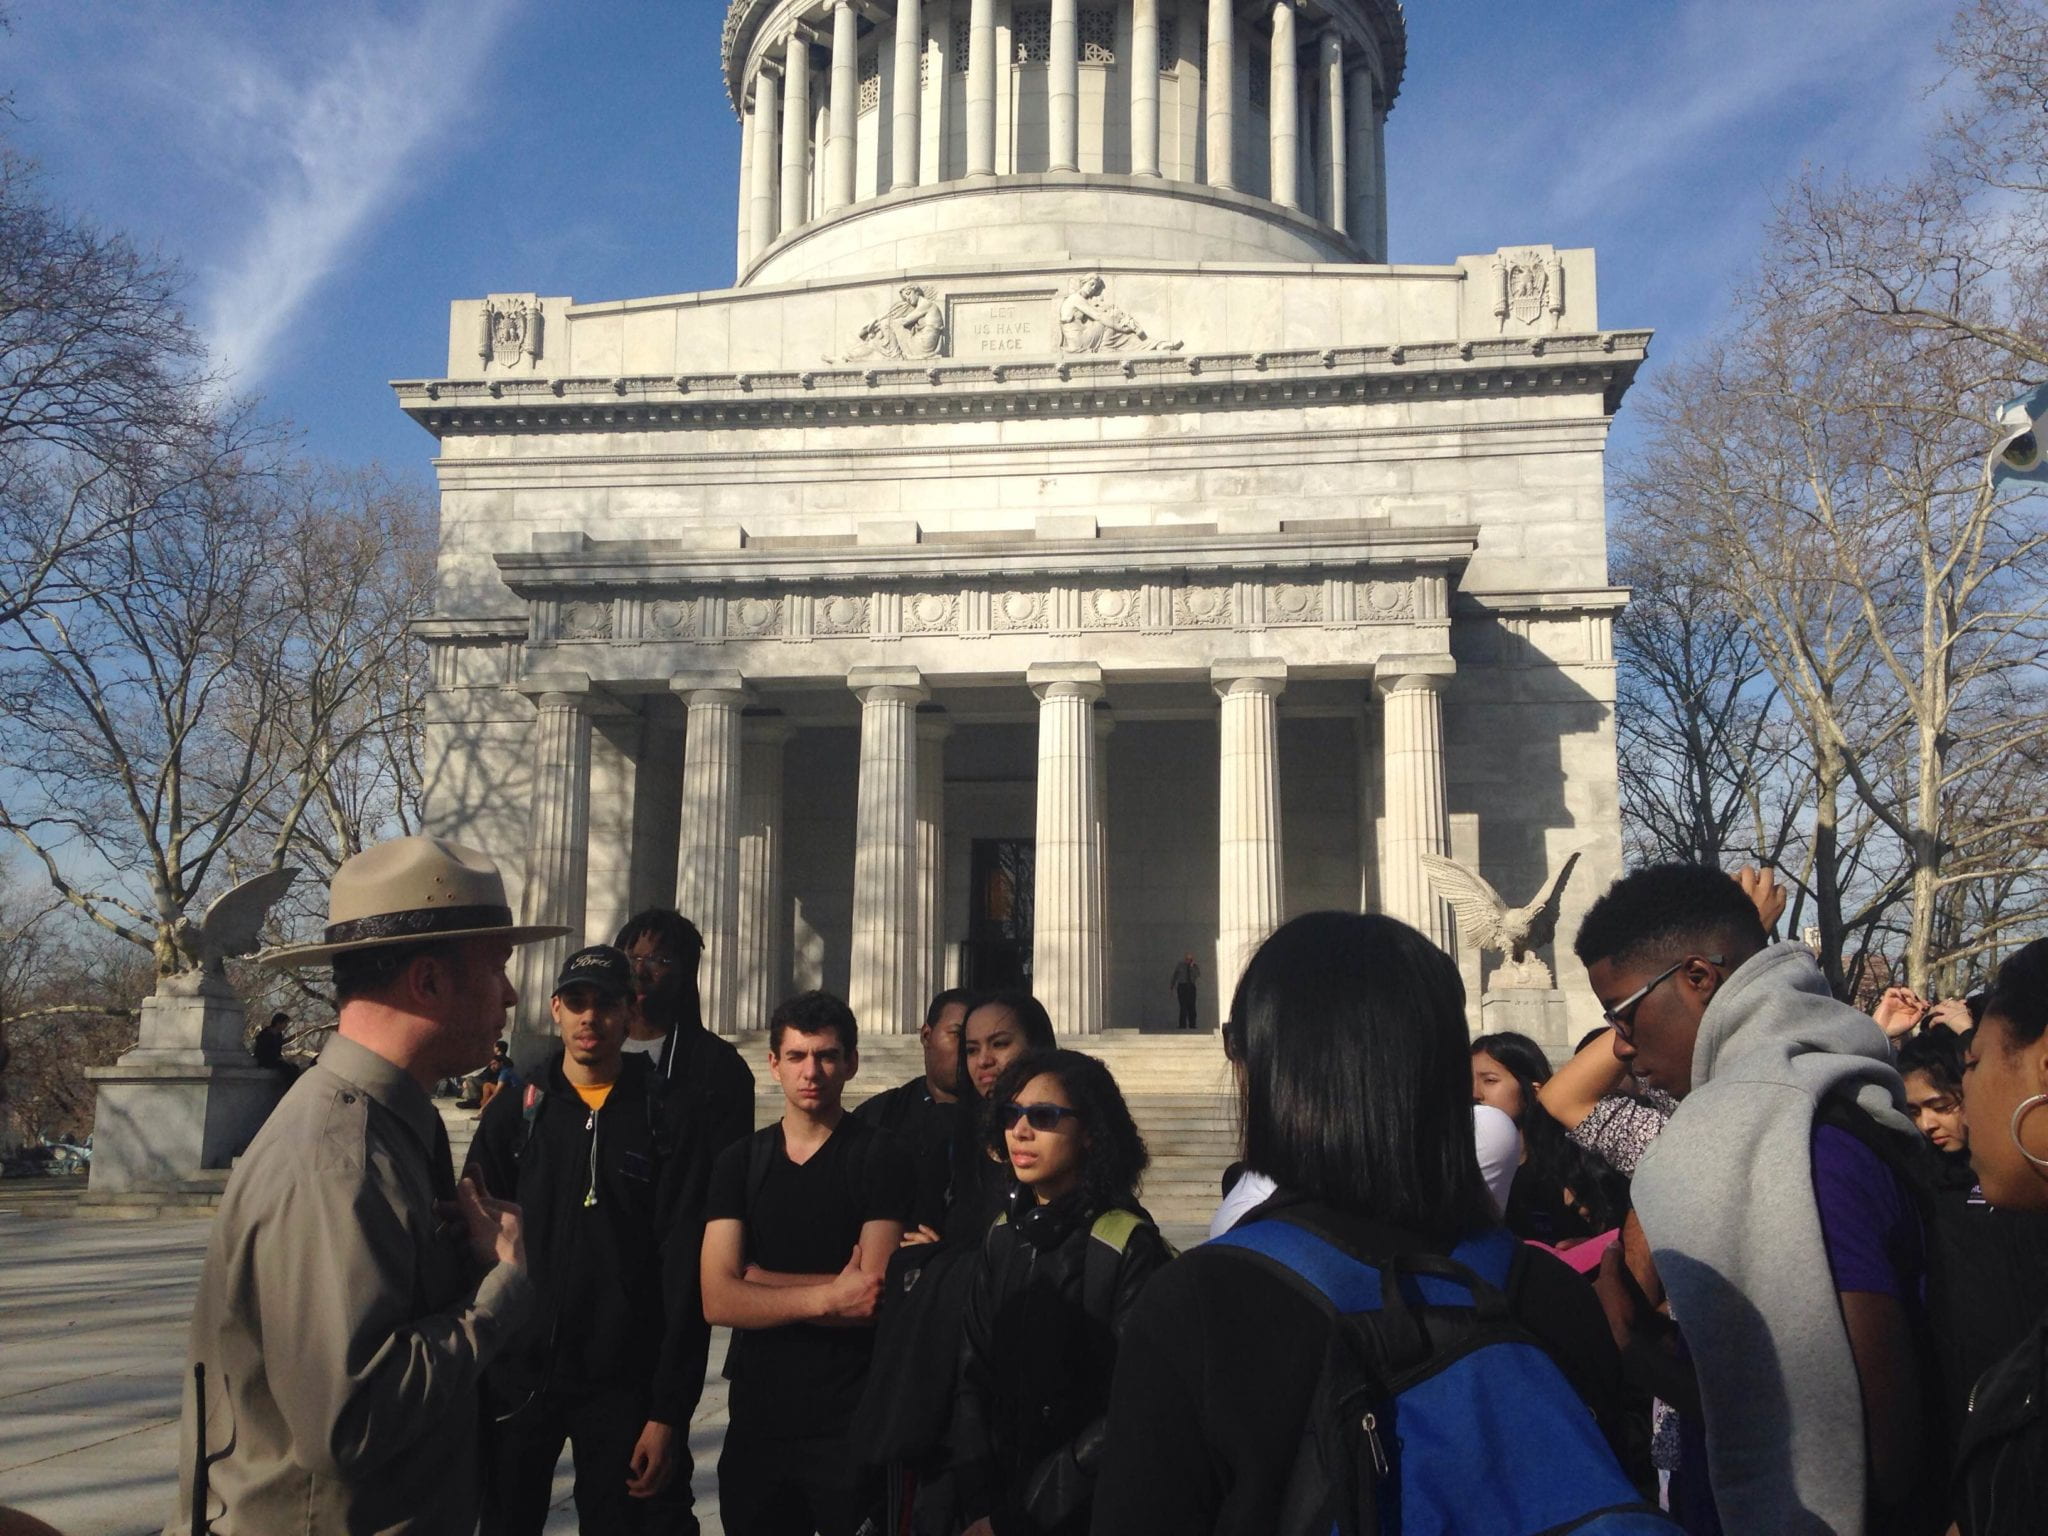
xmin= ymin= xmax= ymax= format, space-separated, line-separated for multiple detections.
xmin=0 ymin=1195 xmax=1213 ymax=1534
xmin=0 ymin=1201 xmax=731 ymax=1535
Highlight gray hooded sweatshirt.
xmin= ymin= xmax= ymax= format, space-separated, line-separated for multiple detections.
xmin=1631 ymin=942 xmax=1913 ymax=1535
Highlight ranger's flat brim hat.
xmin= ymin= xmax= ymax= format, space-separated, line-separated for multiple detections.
xmin=257 ymin=835 xmax=570 ymax=968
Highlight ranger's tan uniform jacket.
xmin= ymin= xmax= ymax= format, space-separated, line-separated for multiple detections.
xmin=166 ymin=1034 xmax=533 ymax=1534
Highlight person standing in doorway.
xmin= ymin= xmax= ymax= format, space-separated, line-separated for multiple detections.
xmin=169 ymin=836 xmax=560 ymax=1535
xmin=1169 ymin=953 xmax=1200 ymax=1032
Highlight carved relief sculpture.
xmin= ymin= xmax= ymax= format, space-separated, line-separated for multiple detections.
xmin=1491 ymin=249 xmax=1565 ymax=333
xmin=835 ymin=284 xmax=947 ymax=362
xmin=479 ymin=295 xmax=544 ymax=368
xmin=1420 ymin=851 xmax=1582 ymax=989
xmin=1056 ymin=274 xmax=1182 ymax=354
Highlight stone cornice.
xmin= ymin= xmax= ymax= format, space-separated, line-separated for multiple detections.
xmin=394 ymin=331 xmax=1650 ymax=440
xmin=490 ymin=523 xmax=1478 ymax=594
xmin=1455 ymin=587 xmax=1630 ymax=615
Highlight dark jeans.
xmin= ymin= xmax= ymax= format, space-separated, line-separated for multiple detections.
xmin=482 ymin=1382 xmax=659 ymax=1535
xmin=1176 ymin=982 xmax=1198 ymax=1030
xmin=717 ymin=1419 xmax=875 ymax=1536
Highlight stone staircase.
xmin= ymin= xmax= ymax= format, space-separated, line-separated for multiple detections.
xmin=443 ymin=1032 xmax=1238 ymax=1226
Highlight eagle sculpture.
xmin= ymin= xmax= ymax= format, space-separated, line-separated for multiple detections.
xmin=163 ymin=867 xmax=301 ymax=983
xmin=1418 ymin=851 xmax=1582 ymax=989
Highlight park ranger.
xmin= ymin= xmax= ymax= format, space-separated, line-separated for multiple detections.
xmin=167 ymin=836 xmax=567 ymax=1535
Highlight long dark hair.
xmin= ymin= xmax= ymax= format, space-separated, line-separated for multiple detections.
xmin=953 ymin=991 xmax=1057 ymax=1103
xmin=1236 ymin=911 xmax=1496 ymax=1244
xmin=942 ymin=991 xmax=1059 ymax=1239
xmin=1471 ymin=1030 xmax=1628 ymax=1238
xmin=984 ymin=1048 xmax=1150 ymax=1212
xmin=1983 ymin=939 xmax=2048 ymax=1048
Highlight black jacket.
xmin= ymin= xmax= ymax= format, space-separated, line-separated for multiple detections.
xmin=1089 ymin=1195 xmax=1628 ymax=1536
xmin=1955 ymin=1303 xmax=2048 ymax=1536
xmin=470 ymin=1051 xmax=709 ymax=1425
xmin=854 ymin=1073 xmax=958 ymax=1234
xmin=954 ymin=1191 xmax=1172 ymax=1536
xmin=656 ymin=1019 xmax=757 ymax=1160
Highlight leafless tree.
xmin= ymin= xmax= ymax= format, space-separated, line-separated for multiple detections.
xmin=1621 ymin=270 xmax=2048 ymax=993
xmin=0 ymin=451 xmax=438 ymax=982
xmin=0 ymin=152 xmax=240 ymax=629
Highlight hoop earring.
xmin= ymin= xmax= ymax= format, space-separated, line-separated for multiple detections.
xmin=2010 ymin=1094 xmax=2048 ymax=1171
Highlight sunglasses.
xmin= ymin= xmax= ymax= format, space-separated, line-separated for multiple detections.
xmin=998 ymin=1101 xmax=1084 ymax=1133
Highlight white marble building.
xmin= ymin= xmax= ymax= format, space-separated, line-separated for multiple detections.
xmin=398 ymin=0 xmax=1647 ymax=1054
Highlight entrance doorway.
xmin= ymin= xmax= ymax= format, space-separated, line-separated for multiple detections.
xmin=967 ymin=838 xmax=1034 ymax=991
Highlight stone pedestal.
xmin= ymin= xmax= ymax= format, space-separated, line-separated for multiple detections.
xmin=85 ymin=979 xmax=285 ymax=1194
xmin=1479 ymin=986 xmax=1570 ymax=1055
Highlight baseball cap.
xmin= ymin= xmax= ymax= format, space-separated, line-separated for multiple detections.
xmin=553 ymin=945 xmax=633 ymax=999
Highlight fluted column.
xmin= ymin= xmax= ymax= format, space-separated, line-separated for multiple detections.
xmin=736 ymin=98 xmax=754 ymax=276
xmin=517 ymin=675 xmax=594 ymax=1049
xmin=1319 ymin=29 xmax=1345 ymax=230
xmin=851 ymin=666 xmax=926 ymax=1034
xmin=915 ymin=712 xmax=950 ymax=1010
xmin=1214 ymin=660 xmax=1285 ymax=1011
xmin=1377 ymin=656 xmax=1455 ymax=952
xmin=1345 ymin=68 xmax=1376 ymax=252
xmin=735 ymin=718 xmax=792 ymax=1037
xmin=1205 ymin=0 xmax=1235 ymax=189
xmin=967 ymin=0 xmax=997 ymax=177
xmin=1030 ymin=663 xmax=1105 ymax=1035
xmin=891 ymin=0 xmax=922 ymax=190
xmin=1372 ymin=91 xmax=1389 ymax=256
xmin=781 ymin=31 xmax=811 ymax=232
xmin=1049 ymin=0 xmax=1080 ymax=172
xmin=827 ymin=0 xmax=858 ymax=209
xmin=1130 ymin=0 xmax=1160 ymax=176
xmin=1092 ymin=707 xmax=1114 ymax=1024
xmin=673 ymin=674 xmax=748 ymax=1036
xmin=748 ymin=67 xmax=781 ymax=259
xmin=1268 ymin=2 xmax=1298 ymax=210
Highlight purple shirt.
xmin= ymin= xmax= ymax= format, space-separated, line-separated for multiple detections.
xmin=1810 ymin=1123 xmax=1923 ymax=1299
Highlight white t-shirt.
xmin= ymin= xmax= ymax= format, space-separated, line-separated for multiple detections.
xmin=1206 ymin=1103 xmax=1523 ymax=1240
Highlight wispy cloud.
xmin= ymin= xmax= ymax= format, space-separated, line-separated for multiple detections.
xmin=181 ymin=0 xmax=521 ymax=384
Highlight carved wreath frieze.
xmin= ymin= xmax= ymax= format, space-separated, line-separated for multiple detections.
xmin=647 ymin=598 xmax=698 ymax=639
xmin=814 ymin=593 xmax=871 ymax=636
xmin=1173 ymin=584 xmax=1234 ymax=628
xmin=559 ymin=599 xmax=614 ymax=641
xmin=991 ymin=590 xmax=1048 ymax=631
xmin=1081 ymin=588 xmax=1141 ymax=629
xmin=1362 ymin=580 xmax=1415 ymax=621
xmin=901 ymin=592 xmax=959 ymax=634
xmin=1268 ymin=582 xmax=1325 ymax=624
xmin=729 ymin=595 xmax=785 ymax=638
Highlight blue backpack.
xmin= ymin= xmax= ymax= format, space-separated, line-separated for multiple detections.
xmin=1210 ymin=1216 xmax=1676 ymax=1536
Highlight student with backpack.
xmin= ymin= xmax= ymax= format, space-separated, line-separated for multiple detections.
xmin=700 ymin=990 xmax=914 ymax=1536
xmin=468 ymin=945 xmax=707 ymax=1535
xmin=1092 ymin=911 xmax=1661 ymax=1536
xmin=951 ymin=1050 xmax=1170 ymax=1536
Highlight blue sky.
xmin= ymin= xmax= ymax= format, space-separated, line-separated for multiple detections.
xmin=6 ymin=0 xmax=1960 ymax=475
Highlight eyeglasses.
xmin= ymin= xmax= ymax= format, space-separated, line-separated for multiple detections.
xmin=1604 ymin=955 xmax=1725 ymax=1041
xmin=998 ymin=1102 xmax=1084 ymax=1133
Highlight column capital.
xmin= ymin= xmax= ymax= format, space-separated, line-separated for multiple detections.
xmin=669 ymin=670 xmax=750 ymax=707
xmin=1027 ymin=661 xmax=1105 ymax=703
xmin=1373 ymin=654 xmax=1456 ymax=697
xmin=1211 ymin=658 xmax=1287 ymax=699
xmin=518 ymin=670 xmax=594 ymax=705
xmin=849 ymin=664 xmax=928 ymax=705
